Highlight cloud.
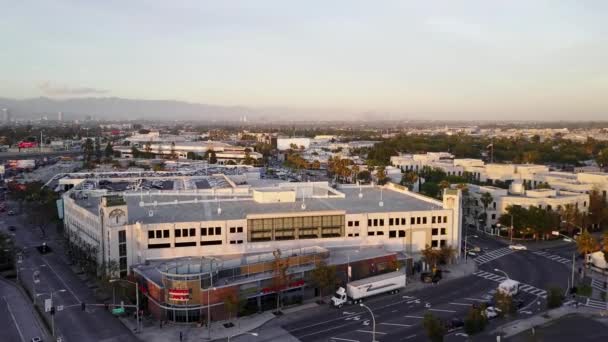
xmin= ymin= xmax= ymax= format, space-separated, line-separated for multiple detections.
xmin=38 ymin=81 xmax=108 ymax=96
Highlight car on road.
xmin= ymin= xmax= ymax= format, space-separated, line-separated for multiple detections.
xmin=508 ymin=244 xmax=527 ymax=251
xmin=8 ymin=225 xmax=16 ymax=231
xmin=562 ymin=237 xmax=573 ymax=242
xmin=485 ymin=306 xmax=501 ymax=319
xmin=8 ymin=210 xmax=15 ymax=216
xmin=30 ymin=337 xmax=42 ymax=342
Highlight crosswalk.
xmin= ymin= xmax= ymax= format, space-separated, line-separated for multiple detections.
xmin=472 ymin=270 xmax=547 ymax=298
xmin=474 ymin=247 xmax=514 ymax=265
xmin=532 ymin=251 xmax=571 ymax=266
xmin=585 ymin=298 xmax=608 ymax=310
xmin=591 ymin=278 xmax=607 ymax=293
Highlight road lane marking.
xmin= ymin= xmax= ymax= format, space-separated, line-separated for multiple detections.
xmin=356 ymin=330 xmax=387 ymax=335
xmin=40 ymin=258 xmax=81 ymax=302
xmin=449 ymin=302 xmax=472 ymax=306
xmin=298 ymin=322 xmax=354 ymax=338
xmin=404 ymin=315 xmax=424 ymax=319
xmin=3 ymin=296 xmax=25 ymax=342
xmin=329 ymin=338 xmax=359 ymax=342
xmin=464 ymin=298 xmax=486 ymax=302
xmin=404 ymin=334 xmax=417 ymax=339
xmin=380 ymin=322 xmax=411 ymax=327
xmin=428 ymin=308 xmax=457 ymax=313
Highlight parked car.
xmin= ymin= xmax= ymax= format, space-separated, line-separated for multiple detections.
xmin=485 ymin=306 xmax=501 ymax=319
xmin=508 ymin=244 xmax=527 ymax=251
xmin=8 ymin=226 xmax=16 ymax=231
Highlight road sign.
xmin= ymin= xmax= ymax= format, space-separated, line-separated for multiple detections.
xmin=57 ymin=305 xmax=64 ymax=311
xmin=112 ymin=307 xmax=125 ymax=315
xmin=45 ymin=298 xmax=52 ymax=312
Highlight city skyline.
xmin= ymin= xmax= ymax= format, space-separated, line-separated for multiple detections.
xmin=2 ymin=1 xmax=608 ymax=120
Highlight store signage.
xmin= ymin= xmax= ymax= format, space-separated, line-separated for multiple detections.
xmin=168 ymin=288 xmax=190 ymax=301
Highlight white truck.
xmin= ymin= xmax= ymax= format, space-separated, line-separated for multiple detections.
xmin=497 ymin=279 xmax=520 ymax=296
xmin=331 ymin=271 xmax=406 ymax=307
xmin=587 ymin=251 xmax=607 ymax=270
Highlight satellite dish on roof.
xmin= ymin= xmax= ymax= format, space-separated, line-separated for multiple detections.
xmin=139 ymin=201 xmax=144 ymax=207
xmin=148 ymin=209 xmax=154 ymax=217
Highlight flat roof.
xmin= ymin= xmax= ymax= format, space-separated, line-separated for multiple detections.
xmin=73 ymin=185 xmax=444 ymax=225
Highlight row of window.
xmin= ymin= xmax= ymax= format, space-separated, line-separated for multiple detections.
xmin=431 ymin=228 xmax=447 ymax=236
xmin=347 ymin=221 xmax=360 ymax=227
xmin=229 ymin=227 xmax=244 ymax=233
xmin=147 ymin=227 xmax=226 ymax=239
xmin=148 ymin=240 xmax=223 ymax=249
xmin=367 ymin=216 xmax=449 ymax=227
xmin=431 ymin=239 xmax=447 ymax=248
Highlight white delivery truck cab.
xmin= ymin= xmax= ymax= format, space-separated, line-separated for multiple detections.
xmin=331 ymin=271 xmax=406 ymax=307
xmin=498 ymin=279 xmax=520 ymax=296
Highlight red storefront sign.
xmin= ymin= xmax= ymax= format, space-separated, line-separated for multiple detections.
xmin=168 ymin=288 xmax=190 ymax=301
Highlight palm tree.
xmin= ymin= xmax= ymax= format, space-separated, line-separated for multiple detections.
xmin=576 ymin=229 xmax=597 ymax=277
xmin=480 ymin=192 xmax=494 ymax=230
xmin=401 ymin=171 xmax=418 ymax=190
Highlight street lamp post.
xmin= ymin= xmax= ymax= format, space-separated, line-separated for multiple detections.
xmin=359 ymin=303 xmax=377 ymax=342
xmin=560 ymin=220 xmax=583 ymax=286
xmin=227 ymin=331 xmax=258 ymax=342
xmin=37 ymin=289 xmax=66 ymax=337
xmin=110 ymin=279 xmax=140 ymax=333
xmin=494 ymin=268 xmax=510 ymax=280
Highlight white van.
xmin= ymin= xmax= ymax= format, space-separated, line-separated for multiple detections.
xmin=498 ymin=279 xmax=520 ymax=296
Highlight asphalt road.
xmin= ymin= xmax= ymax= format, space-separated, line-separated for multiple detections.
xmin=0 ymin=277 xmax=47 ymax=342
xmin=508 ymin=314 xmax=608 ymax=342
xmin=273 ymin=228 xmax=574 ymax=342
xmin=1 ymin=203 xmax=138 ymax=342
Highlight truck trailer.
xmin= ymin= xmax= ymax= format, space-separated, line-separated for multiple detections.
xmin=331 ymin=271 xmax=406 ymax=307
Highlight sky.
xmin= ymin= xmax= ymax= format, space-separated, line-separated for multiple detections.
xmin=1 ymin=1 xmax=608 ymax=120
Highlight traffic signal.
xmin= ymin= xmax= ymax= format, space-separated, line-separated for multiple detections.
xmin=104 ymin=303 xmax=109 ymax=310
xmin=50 ymin=306 xmax=55 ymax=315
xmin=81 ymin=302 xmax=86 ymax=311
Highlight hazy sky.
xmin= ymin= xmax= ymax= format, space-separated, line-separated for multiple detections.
xmin=2 ymin=1 xmax=607 ymax=120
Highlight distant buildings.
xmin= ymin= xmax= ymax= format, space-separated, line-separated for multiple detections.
xmin=2 ymin=108 xmax=10 ymax=122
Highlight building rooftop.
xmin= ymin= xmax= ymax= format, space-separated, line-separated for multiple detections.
xmin=73 ymin=184 xmax=444 ymax=225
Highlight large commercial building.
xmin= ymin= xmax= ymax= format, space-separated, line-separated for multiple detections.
xmin=60 ymin=171 xmax=462 ymax=322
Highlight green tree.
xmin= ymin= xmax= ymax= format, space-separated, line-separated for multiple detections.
xmin=423 ymin=313 xmax=446 ymax=342
xmin=272 ymin=249 xmax=290 ymax=313
xmin=94 ymin=137 xmax=102 ymax=162
xmin=546 ymin=287 xmax=564 ymax=309
xmin=83 ymin=138 xmax=94 ymax=162
xmin=223 ymin=293 xmax=239 ymax=321
xmin=400 ymin=171 xmax=418 ymax=190
xmin=421 ymin=182 xmax=440 ymax=198
xmin=311 ymin=262 xmax=337 ymax=299
xmin=421 ymin=245 xmax=441 ymax=269
xmin=577 ymin=229 xmax=597 ymax=276
xmin=464 ymin=305 xmax=487 ymax=335
xmin=357 ymin=170 xmax=372 ymax=184
xmin=493 ymin=291 xmax=515 ymax=317
xmin=209 ymin=149 xmax=218 ymax=164
xmin=170 ymin=141 xmax=177 ymax=160
xmin=438 ymin=245 xmax=457 ymax=265
xmin=596 ymin=147 xmax=608 ymax=168
xmin=376 ymin=166 xmax=388 ymax=185
xmin=480 ymin=192 xmax=494 ymax=228
xmin=104 ymin=142 xmax=114 ymax=160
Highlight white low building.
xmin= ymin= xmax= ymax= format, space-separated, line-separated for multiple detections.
xmin=467 ymin=182 xmax=589 ymax=231
xmin=61 ymin=172 xmax=463 ymax=277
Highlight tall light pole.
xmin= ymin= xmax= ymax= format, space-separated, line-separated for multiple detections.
xmin=110 ymin=279 xmax=140 ymax=333
xmin=227 ymin=331 xmax=258 ymax=342
xmin=37 ymin=289 xmax=66 ymax=337
xmin=359 ymin=303 xmax=377 ymax=342
xmin=494 ymin=268 xmax=510 ymax=280
xmin=560 ymin=220 xmax=583 ymax=286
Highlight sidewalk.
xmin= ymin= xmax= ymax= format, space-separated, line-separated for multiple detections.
xmin=121 ymin=302 xmax=319 ymax=342
xmin=119 ymin=261 xmax=475 ymax=341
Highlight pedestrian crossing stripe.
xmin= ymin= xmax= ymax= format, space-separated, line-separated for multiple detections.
xmin=474 ymin=247 xmax=515 ymax=265
xmin=532 ymin=251 xmax=571 ymax=265
xmin=591 ymin=279 xmax=607 ymax=293
xmin=586 ymin=298 xmax=608 ymax=310
xmin=472 ymin=271 xmax=547 ymax=298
